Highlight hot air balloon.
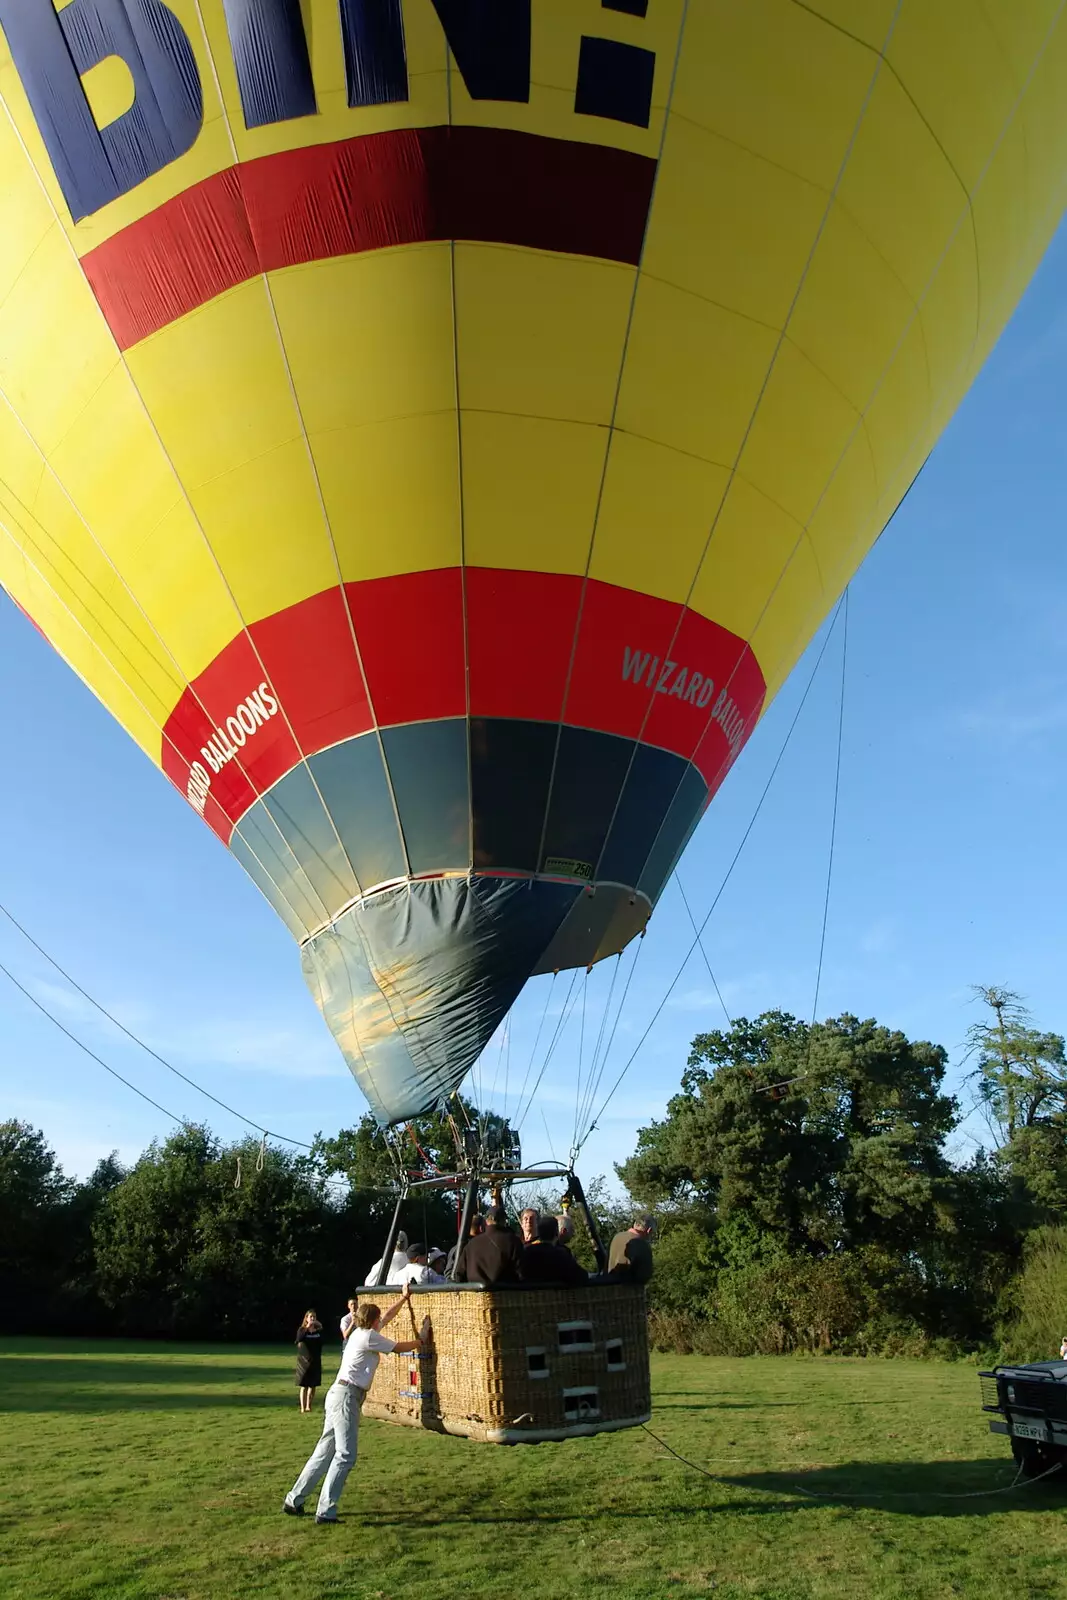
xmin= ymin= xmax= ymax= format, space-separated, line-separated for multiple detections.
xmin=0 ymin=0 xmax=1065 ymax=1441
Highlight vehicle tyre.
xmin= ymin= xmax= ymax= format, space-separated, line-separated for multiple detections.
xmin=1011 ymin=1436 xmax=1067 ymax=1480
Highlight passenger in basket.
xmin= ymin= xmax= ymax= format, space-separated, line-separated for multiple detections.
xmin=446 ymin=1214 xmax=485 ymax=1276
xmin=556 ymin=1214 xmax=576 ymax=1252
xmin=426 ymin=1248 xmax=449 ymax=1283
xmin=522 ymin=1216 xmax=588 ymax=1286
xmin=398 ymin=1245 xmax=432 ymax=1287
xmin=520 ymin=1207 xmax=540 ymax=1244
xmin=283 ymin=1286 xmax=428 ymax=1524
xmin=364 ymin=1230 xmax=409 ymax=1286
xmin=605 ymin=1214 xmax=656 ymax=1285
xmin=453 ymin=1206 xmax=524 ymax=1285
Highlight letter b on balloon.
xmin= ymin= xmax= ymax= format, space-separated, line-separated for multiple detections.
xmin=0 ymin=0 xmax=203 ymax=222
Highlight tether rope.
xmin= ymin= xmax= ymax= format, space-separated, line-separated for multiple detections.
xmin=810 ymin=585 xmax=849 ymax=1030
xmin=674 ymin=875 xmax=733 ymax=1028
xmin=0 ymin=894 xmax=313 ymax=1148
xmin=641 ymin=1421 xmax=1062 ymax=1501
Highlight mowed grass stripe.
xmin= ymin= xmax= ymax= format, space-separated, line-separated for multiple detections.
xmin=1 ymin=1340 xmax=1065 ymax=1599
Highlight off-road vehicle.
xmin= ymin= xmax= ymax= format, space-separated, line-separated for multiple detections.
xmin=980 ymin=1363 xmax=1067 ymax=1479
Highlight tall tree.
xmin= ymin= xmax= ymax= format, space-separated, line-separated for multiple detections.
xmin=967 ymin=987 xmax=1067 ymax=1218
xmin=968 ymin=986 xmax=1067 ymax=1143
xmin=0 ymin=1120 xmax=76 ymax=1325
xmin=618 ymin=1012 xmax=956 ymax=1258
xmin=91 ymin=1125 xmax=376 ymax=1337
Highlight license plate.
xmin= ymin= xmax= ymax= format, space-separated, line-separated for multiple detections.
xmin=1012 ymin=1419 xmax=1049 ymax=1442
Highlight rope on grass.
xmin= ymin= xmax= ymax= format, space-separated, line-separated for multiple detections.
xmin=640 ymin=1423 xmax=1063 ymax=1500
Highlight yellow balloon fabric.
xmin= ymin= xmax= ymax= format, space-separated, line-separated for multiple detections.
xmin=0 ymin=1 xmax=1063 ymax=1122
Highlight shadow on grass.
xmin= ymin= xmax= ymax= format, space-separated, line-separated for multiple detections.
xmin=651 ymin=1399 xmax=902 ymax=1411
xmin=0 ymin=1390 xmax=295 ymax=1412
xmin=712 ymin=1458 xmax=1066 ymax=1516
xmin=0 ymin=1356 xmax=300 ymax=1410
xmin=335 ymin=1459 xmax=1062 ymax=1523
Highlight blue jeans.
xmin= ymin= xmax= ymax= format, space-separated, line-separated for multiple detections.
xmin=286 ymin=1383 xmax=364 ymax=1519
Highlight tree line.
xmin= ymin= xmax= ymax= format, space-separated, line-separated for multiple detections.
xmin=625 ymin=988 xmax=1067 ymax=1360
xmin=3 ymin=988 xmax=1065 ymax=1358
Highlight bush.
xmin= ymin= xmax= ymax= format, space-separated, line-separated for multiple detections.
xmin=996 ymin=1227 xmax=1067 ymax=1363
xmin=705 ymin=1252 xmax=874 ymax=1355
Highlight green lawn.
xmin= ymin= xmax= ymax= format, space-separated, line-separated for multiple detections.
xmin=0 ymin=1340 xmax=1064 ymax=1599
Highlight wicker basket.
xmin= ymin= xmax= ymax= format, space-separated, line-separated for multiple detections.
xmin=350 ymin=1283 xmax=650 ymax=1444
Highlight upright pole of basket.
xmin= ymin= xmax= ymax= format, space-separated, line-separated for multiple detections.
xmin=374 ymin=1180 xmax=409 ymax=1287
xmin=566 ymin=1170 xmax=608 ymax=1272
xmin=449 ymin=1169 xmax=481 ymax=1278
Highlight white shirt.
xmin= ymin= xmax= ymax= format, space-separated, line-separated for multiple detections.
xmin=337 ymin=1327 xmax=397 ymax=1390
xmin=398 ymin=1261 xmax=431 ymax=1286
xmin=340 ymin=1312 xmax=355 ymax=1336
xmin=364 ymin=1250 xmax=409 ymax=1285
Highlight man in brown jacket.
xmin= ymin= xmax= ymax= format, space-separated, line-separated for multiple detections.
xmin=453 ymin=1206 xmax=524 ymax=1285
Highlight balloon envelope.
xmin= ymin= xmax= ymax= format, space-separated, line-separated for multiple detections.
xmin=0 ymin=2 xmax=1064 ymax=1124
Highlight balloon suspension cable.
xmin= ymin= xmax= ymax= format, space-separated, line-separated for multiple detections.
xmin=755 ymin=585 xmax=850 ymax=1100
xmin=675 ymin=875 xmax=733 ymax=1028
xmin=510 ymin=973 xmax=556 ymax=1133
xmin=811 ymin=584 xmax=849 ymax=1030
xmin=571 ymin=952 xmax=623 ymax=1160
xmin=0 ymin=895 xmax=314 ymax=1148
xmin=514 ymin=967 xmax=582 ymax=1133
xmin=570 ymin=968 xmax=590 ymax=1160
xmin=488 ymin=1021 xmax=508 ymax=1114
xmin=573 ymin=938 xmax=643 ymax=1156
xmin=574 ymin=595 xmax=846 ymax=1154
xmin=444 ymin=1104 xmax=465 ymax=1165
xmin=406 ymin=1122 xmax=441 ymax=1176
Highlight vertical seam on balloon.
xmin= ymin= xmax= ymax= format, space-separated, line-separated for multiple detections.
xmin=0 ymin=116 xmax=339 ymax=939
xmin=0 ymin=466 xmax=182 ymax=719
xmin=0 ymin=504 xmax=313 ymax=936
xmin=791 ymin=0 xmax=982 ymax=380
xmin=187 ymin=0 xmax=400 ymax=900
xmin=0 ymin=336 xmax=329 ymax=928
xmin=686 ymin=0 xmax=1063 ymax=813
xmin=531 ymin=0 xmax=693 ymax=886
xmin=441 ymin=26 xmax=475 ymax=879
xmin=586 ymin=0 xmax=905 ymax=892
xmin=0 ymin=507 xmax=312 ymax=939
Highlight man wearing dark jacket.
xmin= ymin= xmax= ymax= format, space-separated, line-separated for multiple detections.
xmin=522 ymin=1217 xmax=588 ymax=1286
xmin=453 ymin=1206 xmax=524 ymax=1285
xmin=446 ymin=1213 xmax=485 ymax=1277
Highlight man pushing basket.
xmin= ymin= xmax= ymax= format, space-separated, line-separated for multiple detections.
xmin=282 ymin=1284 xmax=428 ymax=1524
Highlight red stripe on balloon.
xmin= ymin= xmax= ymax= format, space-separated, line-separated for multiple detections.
xmin=160 ymin=569 xmax=766 ymax=842
xmin=81 ymin=127 xmax=657 ymax=350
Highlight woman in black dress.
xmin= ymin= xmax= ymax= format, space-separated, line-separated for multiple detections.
xmin=294 ymin=1310 xmax=323 ymax=1412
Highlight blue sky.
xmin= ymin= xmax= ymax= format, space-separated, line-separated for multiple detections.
xmin=3 ymin=222 xmax=1067 ymax=1197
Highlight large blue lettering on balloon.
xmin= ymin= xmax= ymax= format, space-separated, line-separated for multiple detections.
xmin=0 ymin=0 xmax=655 ymax=219
xmin=337 ymin=0 xmax=531 ymax=109
xmin=221 ymin=0 xmax=317 ymax=129
xmin=0 ymin=0 xmax=203 ymax=222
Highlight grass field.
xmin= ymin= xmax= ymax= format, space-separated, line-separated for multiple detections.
xmin=1 ymin=1340 xmax=1065 ymax=1600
